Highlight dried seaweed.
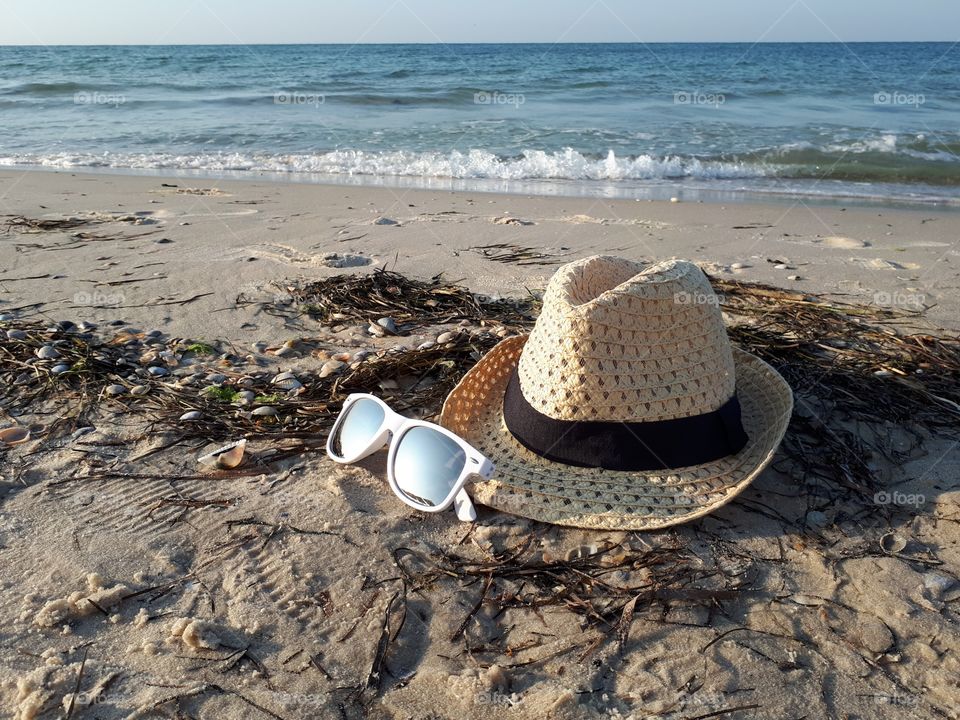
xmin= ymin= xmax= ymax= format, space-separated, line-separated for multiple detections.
xmin=468 ymin=242 xmax=569 ymax=266
xmin=282 ymin=267 xmax=538 ymax=327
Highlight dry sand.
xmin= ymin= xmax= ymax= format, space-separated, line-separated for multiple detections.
xmin=1 ymin=169 xmax=959 ymax=719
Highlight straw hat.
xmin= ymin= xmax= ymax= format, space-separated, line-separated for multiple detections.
xmin=440 ymin=256 xmax=793 ymax=530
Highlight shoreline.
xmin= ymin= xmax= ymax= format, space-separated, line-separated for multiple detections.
xmin=3 ymin=165 xmax=960 ymax=212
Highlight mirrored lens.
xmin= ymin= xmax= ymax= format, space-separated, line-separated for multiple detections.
xmin=331 ymin=398 xmax=385 ymax=459
xmin=393 ymin=426 xmax=467 ymax=507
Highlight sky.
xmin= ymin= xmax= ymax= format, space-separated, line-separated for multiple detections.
xmin=1 ymin=0 xmax=957 ymax=45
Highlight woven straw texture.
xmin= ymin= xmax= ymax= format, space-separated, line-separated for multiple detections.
xmin=440 ymin=256 xmax=793 ymax=530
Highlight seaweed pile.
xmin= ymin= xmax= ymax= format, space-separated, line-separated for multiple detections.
xmin=281 ymin=268 xmax=538 ymax=328
xmin=2 ymin=271 xmax=958 ymax=471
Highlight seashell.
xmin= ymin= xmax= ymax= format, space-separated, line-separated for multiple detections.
xmin=272 ymin=371 xmax=296 ymax=383
xmin=205 ymin=373 xmax=227 ymax=385
xmin=332 ymin=352 xmax=352 ymax=362
xmin=377 ymin=317 xmax=398 ymax=335
xmin=104 ymin=384 xmax=127 ymax=396
xmin=147 ymin=366 xmax=169 ymax=377
xmin=417 ymin=341 xmax=436 ymax=351
xmin=273 ymin=345 xmax=294 ymax=357
xmin=319 ymin=360 xmax=345 ymax=378
xmin=251 ymin=341 xmax=268 ymax=353
xmin=367 ymin=323 xmax=386 ymax=337
xmin=130 ymin=385 xmax=150 ymax=396
xmin=880 ymin=532 xmax=906 ymax=554
xmin=276 ymin=378 xmax=303 ymax=391
xmin=235 ymin=390 xmax=257 ymax=405
xmin=179 ymin=411 xmax=203 ymax=422
xmin=235 ymin=376 xmax=254 ymax=387
xmin=436 ymin=331 xmax=457 ymax=344
xmin=15 ymin=372 xmax=34 ymax=386
xmin=71 ymin=426 xmax=95 ymax=440
xmin=198 ymin=439 xmax=246 ymax=469
xmin=7 ymin=329 xmax=27 ymax=340
xmin=0 ymin=426 xmax=30 ymax=445
xmin=251 ymin=406 xmax=278 ymax=417
xmin=50 ymin=364 xmax=71 ymax=375
xmin=146 ymin=329 xmax=163 ymax=338
xmin=0 ymin=313 xmax=12 ymax=321
xmin=159 ymin=350 xmax=179 ymax=366
xmin=77 ymin=321 xmax=97 ymax=332
xmin=36 ymin=345 xmax=59 ymax=360
xmin=139 ymin=351 xmax=159 ymax=365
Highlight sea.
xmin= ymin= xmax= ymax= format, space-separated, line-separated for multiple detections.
xmin=1 ymin=43 xmax=958 ymax=205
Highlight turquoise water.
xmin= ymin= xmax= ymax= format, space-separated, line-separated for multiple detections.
xmin=1 ymin=43 xmax=958 ymax=204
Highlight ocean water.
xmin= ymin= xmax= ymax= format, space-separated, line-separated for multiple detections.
xmin=1 ymin=43 xmax=958 ymax=205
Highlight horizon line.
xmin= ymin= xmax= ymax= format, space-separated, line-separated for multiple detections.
xmin=1 ymin=39 xmax=955 ymax=47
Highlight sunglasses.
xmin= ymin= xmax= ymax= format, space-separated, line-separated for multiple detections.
xmin=326 ymin=394 xmax=494 ymax=521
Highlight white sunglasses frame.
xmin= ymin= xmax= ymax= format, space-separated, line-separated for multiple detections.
xmin=326 ymin=393 xmax=494 ymax=521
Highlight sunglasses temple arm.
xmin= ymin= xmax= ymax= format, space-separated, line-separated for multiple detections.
xmin=453 ymin=488 xmax=477 ymax=522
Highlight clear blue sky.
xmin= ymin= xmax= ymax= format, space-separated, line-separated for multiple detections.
xmin=1 ymin=0 xmax=957 ymax=45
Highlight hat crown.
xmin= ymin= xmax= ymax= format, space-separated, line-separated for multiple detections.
xmin=516 ymin=256 xmax=736 ymax=423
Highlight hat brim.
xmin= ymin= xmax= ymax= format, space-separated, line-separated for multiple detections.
xmin=440 ymin=335 xmax=793 ymax=530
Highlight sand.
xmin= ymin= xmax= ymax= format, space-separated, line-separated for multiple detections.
xmin=1 ymin=169 xmax=959 ymax=719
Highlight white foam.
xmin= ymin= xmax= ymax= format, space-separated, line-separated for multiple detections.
xmin=0 ymin=148 xmax=768 ymax=181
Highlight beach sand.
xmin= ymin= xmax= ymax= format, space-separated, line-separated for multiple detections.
xmin=1 ymin=169 xmax=959 ymax=719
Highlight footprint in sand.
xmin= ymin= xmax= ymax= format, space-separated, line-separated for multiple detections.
xmin=854 ymin=257 xmax=922 ymax=270
xmin=244 ymin=243 xmax=371 ymax=268
xmin=821 ymin=236 xmax=870 ymax=249
xmin=561 ymin=214 xmax=670 ymax=229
